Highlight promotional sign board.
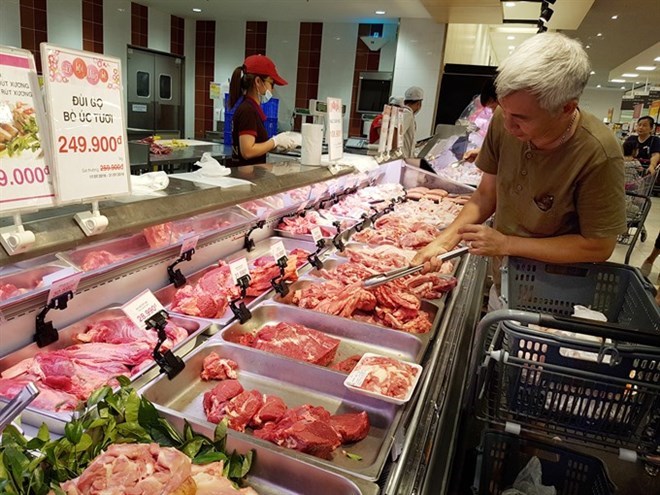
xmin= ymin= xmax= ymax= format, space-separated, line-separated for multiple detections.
xmin=0 ymin=46 xmax=55 ymax=214
xmin=326 ymin=97 xmax=343 ymax=161
xmin=40 ymin=44 xmax=131 ymax=203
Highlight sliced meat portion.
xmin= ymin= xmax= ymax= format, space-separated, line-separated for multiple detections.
xmin=331 ymin=355 xmax=363 ymax=374
xmin=79 ymin=250 xmax=127 ymax=271
xmin=249 ymin=394 xmax=287 ymax=429
xmin=329 ymin=411 xmax=370 ymax=443
xmin=0 ymin=376 xmax=79 ymax=412
xmin=201 ymin=353 xmax=238 ymax=381
xmin=191 ymin=461 xmax=259 ymax=494
xmin=203 ymin=379 xmax=244 ymax=424
xmin=220 ymin=390 xmax=263 ymax=432
xmin=350 ymin=355 xmax=419 ymax=399
xmin=235 ymin=322 xmax=340 ymax=366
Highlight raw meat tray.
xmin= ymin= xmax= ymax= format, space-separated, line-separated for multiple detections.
xmin=139 ymin=340 xmax=405 ymax=481
xmin=273 ymin=214 xmax=360 ymax=243
xmin=219 ymin=301 xmax=426 ymax=370
xmin=0 ymin=307 xmax=208 ymax=433
xmin=170 ymin=206 xmax=255 ymax=242
xmin=0 ymin=263 xmax=78 ymax=306
xmin=155 ymin=236 xmax=319 ymax=331
xmin=274 ymin=276 xmax=443 ymax=341
xmin=161 ymin=406 xmax=379 ymax=495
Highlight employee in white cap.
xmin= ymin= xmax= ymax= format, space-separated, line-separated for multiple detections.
xmin=401 ymin=86 xmax=424 ymax=157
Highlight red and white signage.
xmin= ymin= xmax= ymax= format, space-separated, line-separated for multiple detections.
xmin=122 ymin=289 xmax=166 ymax=329
xmin=0 ymin=46 xmax=55 ymax=213
xmin=326 ymin=97 xmax=343 ymax=161
xmin=40 ymin=44 xmax=131 ymax=203
xmin=47 ymin=271 xmax=82 ymax=303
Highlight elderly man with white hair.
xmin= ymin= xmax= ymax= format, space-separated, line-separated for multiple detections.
xmin=412 ymin=33 xmax=626 ymax=306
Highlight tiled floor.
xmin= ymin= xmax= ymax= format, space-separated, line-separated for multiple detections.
xmin=609 ymin=195 xmax=660 ymax=283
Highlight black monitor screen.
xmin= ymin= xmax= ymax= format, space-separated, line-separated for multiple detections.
xmin=357 ymin=78 xmax=391 ymax=114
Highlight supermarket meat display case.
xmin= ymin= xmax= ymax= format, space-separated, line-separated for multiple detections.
xmin=0 ymin=158 xmax=488 ymax=495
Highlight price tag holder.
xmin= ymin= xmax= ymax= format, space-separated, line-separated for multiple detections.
xmin=326 ymin=97 xmax=343 ymax=161
xmin=121 ymin=289 xmax=166 ymax=330
xmin=180 ymin=234 xmax=199 ymax=256
xmin=40 ymin=44 xmax=131 ymax=204
xmin=230 ymin=258 xmax=250 ymax=286
xmin=270 ymin=241 xmax=287 ymax=264
xmin=0 ymin=46 xmax=55 ymax=214
xmin=311 ymin=226 xmax=324 ymax=243
xmin=47 ymin=272 xmax=82 ymax=303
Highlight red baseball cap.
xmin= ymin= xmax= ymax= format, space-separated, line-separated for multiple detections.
xmin=244 ymin=54 xmax=288 ymax=86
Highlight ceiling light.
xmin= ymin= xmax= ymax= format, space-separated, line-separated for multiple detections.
xmin=636 ymin=66 xmax=656 ymax=71
xmin=621 ymin=86 xmax=626 ymax=90
xmin=586 ymin=45 xmax=591 ymax=49
xmin=590 ymin=71 xmax=595 ymax=75
xmin=504 ymin=2 xmax=516 ymax=7
xmin=507 ymin=35 xmax=516 ymax=40
xmin=596 ymin=33 xmax=602 ymax=36
xmin=192 ymin=8 xmax=202 ymax=12
xmin=611 ymin=79 xmax=626 ymax=83
xmin=597 ymin=85 xmax=601 ymax=88
xmin=611 ymin=15 xmax=618 ymax=20
xmin=654 ymin=57 xmax=660 ymax=62
xmin=508 ymin=45 xmax=515 ymax=50
xmin=622 ymin=73 xmax=638 ymax=77
xmin=375 ymin=10 xmax=386 ymax=15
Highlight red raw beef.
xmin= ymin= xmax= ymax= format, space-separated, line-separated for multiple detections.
xmin=171 ymin=285 xmax=221 ymax=319
xmin=219 ymin=390 xmax=263 ymax=432
xmin=254 ymin=405 xmax=342 ymax=459
xmin=244 ymin=249 xmax=309 ymax=298
xmin=0 ymin=377 xmax=79 ymax=412
xmin=200 ymin=353 xmax=238 ymax=381
xmin=249 ymin=394 xmax=287 ymax=428
xmin=235 ymin=322 xmax=339 ymax=366
xmin=203 ymin=379 xmax=244 ymax=423
xmin=331 ymin=355 xmax=363 ymax=374
xmin=329 ymin=411 xmax=370 ymax=443
xmin=142 ymin=222 xmax=173 ymax=249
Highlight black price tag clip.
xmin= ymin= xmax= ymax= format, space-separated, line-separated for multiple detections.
xmin=271 ymin=256 xmax=290 ymax=296
xmin=244 ymin=220 xmax=266 ymax=252
xmin=230 ymin=274 xmax=252 ymax=323
xmin=145 ymin=309 xmax=185 ymax=379
xmin=167 ymin=248 xmax=195 ymax=288
xmin=35 ymin=291 xmax=74 ymax=348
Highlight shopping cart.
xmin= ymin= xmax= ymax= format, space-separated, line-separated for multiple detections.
xmin=472 ymin=430 xmax=616 ymax=495
xmin=619 ymin=168 xmax=658 ymax=263
xmin=476 ymin=257 xmax=660 ymax=458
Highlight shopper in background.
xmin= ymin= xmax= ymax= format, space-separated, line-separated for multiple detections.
xmin=463 ymin=77 xmax=499 ymax=162
xmin=412 ymin=33 xmax=626 ymax=310
xmin=624 ymin=116 xmax=660 ymax=175
xmin=401 ymin=86 xmax=424 ymax=157
xmin=640 ymin=232 xmax=660 ymax=283
xmin=228 ymin=54 xmax=297 ymax=166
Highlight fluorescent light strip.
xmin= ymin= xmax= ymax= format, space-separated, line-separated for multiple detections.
xmin=622 ymin=73 xmax=638 ymax=77
xmin=636 ymin=66 xmax=656 ymax=71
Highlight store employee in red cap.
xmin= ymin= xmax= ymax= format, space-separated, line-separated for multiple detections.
xmin=228 ymin=54 xmax=297 ymax=166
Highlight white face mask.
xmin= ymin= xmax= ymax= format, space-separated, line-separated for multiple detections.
xmin=260 ymin=89 xmax=273 ymax=104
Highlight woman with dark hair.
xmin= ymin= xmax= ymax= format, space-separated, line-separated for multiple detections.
xmin=228 ymin=54 xmax=296 ymax=166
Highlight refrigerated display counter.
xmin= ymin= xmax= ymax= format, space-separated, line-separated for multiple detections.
xmin=0 ymin=158 xmax=487 ymax=495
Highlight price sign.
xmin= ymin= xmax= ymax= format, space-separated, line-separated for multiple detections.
xmin=385 ymin=107 xmax=397 ymax=153
xmin=41 ymin=44 xmax=131 ymax=203
xmin=229 ymin=258 xmax=250 ymax=284
xmin=0 ymin=46 xmax=55 ymax=213
xmin=121 ymin=289 xmax=165 ymax=329
xmin=180 ymin=234 xmax=199 ymax=255
xmin=377 ymin=105 xmax=390 ymax=156
xmin=47 ymin=271 xmax=82 ymax=303
xmin=41 ymin=267 xmax=77 ymax=286
xmin=311 ymin=226 xmax=323 ymax=243
xmin=270 ymin=241 xmax=287 ymax=262
xmin=397 ymin=107 xmax=404 ymax=150
xmin=326 ymin=97 xmax=343 ymax=161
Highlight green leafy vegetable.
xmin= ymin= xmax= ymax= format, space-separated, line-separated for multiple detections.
xmin=342 ymin=450 xmax=363 ymax=461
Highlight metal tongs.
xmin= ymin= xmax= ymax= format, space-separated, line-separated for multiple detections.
xmin=362 ymin=246 xmax=469 ymax=289
xmin=0 ymin=382 xmax=39 ymax=432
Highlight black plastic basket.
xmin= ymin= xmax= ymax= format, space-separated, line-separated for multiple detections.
xmin=477 ymin=259 xmax=660 ymax=453
xmin=473 ymin=430 xmax=616 ymax=495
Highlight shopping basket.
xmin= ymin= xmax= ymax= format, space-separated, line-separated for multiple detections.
xmin=619 ymin=169 xmax=658 ymax=263
xmin=477 ymin=258 xmax=660 ymax=454
xmin=472 ymin=430 xmax=616 ymax=495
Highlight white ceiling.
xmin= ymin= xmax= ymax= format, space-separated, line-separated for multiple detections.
xmin=137 ymin=0 xmax=660 ymax=90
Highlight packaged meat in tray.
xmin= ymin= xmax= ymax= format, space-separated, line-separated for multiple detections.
xmin=159 ymin=405 xmax=379 ymax=495
xmin=0 ymin=262 xmax=77 ymax=306
xmin=170 ymin=206 xmax=255 ymax=242
xmin=0 ymin=307 xmax=207 ymax=433
xmin=155 ymin=237 xmax=318 ymax=331
xmin=57 ymin=223 xmax=176 ymax=273
xmin=275 ymin=210 xmax=359 ymax=242
xmin=139 ymin=341 xmax=405 ymax=481
xmin=219 ymin=301 xmax=426 ymax=373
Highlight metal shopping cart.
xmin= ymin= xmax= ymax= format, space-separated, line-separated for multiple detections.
xmin=619 ymin=167 xmax=658 ymax=263
xmin=472 ymin=257 xmax=660 ymax=493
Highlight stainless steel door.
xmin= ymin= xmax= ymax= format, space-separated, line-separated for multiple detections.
xmin=127 ymin=47 xmax=183 ymax=139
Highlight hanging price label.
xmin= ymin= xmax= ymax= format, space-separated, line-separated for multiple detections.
xmin=311 ymin=226 xmax=323 ymax=243
xmin=326 ymin=97 xmax=343 ymax=161
xmin=255 ymin=207 xmax=268 ymax=221
xmin=180 ymin=234 xmax=199 ymax=255
xmin=270 ymin=241 xmax=287 ymax=262
xmin=47 ymin=272 xmax=82 ymax=303
xmin=229 ymin=258 xmax=250 ymax=284
xmin=41 ymin=267 xmax=77 ymax=286
xmin=121 ymin=289 xmax=166 ymax=329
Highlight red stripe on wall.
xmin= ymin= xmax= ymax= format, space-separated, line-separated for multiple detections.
xmin=194 ymin=20 xmax=215 ymax=139
xmin=131 ymin=2 xmax=148 ymax=47
xmin=170 ymin=15 xmax=185 ymax=56
xmin=349 ymin=24 xmax=382 ymax=136
xmin=293 ymin=22 xmax=323 ymax=131
xmin=245 ymin=21 xmax=267 ymax=58
xmin=82 ymin=0 xmax=104 ymax=54
xmin=19 ymin=0 xmax=47 ymax=73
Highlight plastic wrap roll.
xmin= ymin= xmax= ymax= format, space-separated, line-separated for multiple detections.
xmin=301 ymin=123 xmax=323 ymax=166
